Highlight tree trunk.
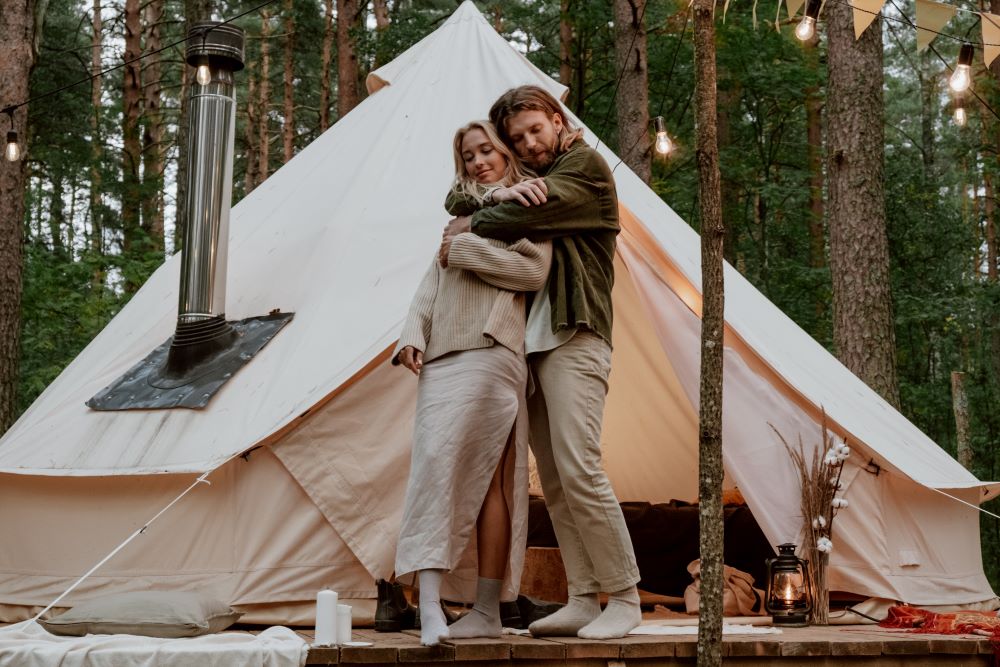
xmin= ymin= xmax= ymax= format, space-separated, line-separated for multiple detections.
xmin=825 ymin=0 xmax=900 ymax=408
xmin=0 ymin=0 xmax=41 ymax=432
xmin=244 ymin=57 xmax=260 ymax=193
xmin=176 ymin=0 xmax=214 ymax=252
xmin=693 ymin=0 xmax=724 ymax=663
xmin=805 ymin=37 xmax=825 ymax=327
xmin=951 ymin=371 xmax=973 ymax=469
xmin=142 ymin=0 xmax=165 ymax=253
xmin=918 ymin=51 xmax=936 ymax=173
xmin=320 ymin=0 xmax=333 ymax=131
xmin=90 ymin=0 xmax=104 ymax=275
xmin=50 ymin=173 xmax=66 ymax=255
xmin=336 ymin=0 xmax=360 ymax=119
xmin=122 ymin=0 xmax=143 ymax=265
xmin=716 ymin=74 xmax=740 ymax=265
xmin=613 ymin=0 xmax=650 ymax=184
xmin=259 ymin=9 xmax=272 ymax=180
xmin=373 ymin=0 xmax=388 ymax=29
xmin=282 ymin=0 xmax=295 ymax=163
xmin=560 ymin=0 xmax=572 ymax=87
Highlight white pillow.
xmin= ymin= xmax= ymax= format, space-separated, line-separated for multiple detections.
xmin=40 ymin=591 xmax=243 ymax=638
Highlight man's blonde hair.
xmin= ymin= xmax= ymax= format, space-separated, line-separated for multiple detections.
xmin=452 ymin=120 xmax=533 ymax=204
xmin=488 ymin=85 xmax=583 ymax=154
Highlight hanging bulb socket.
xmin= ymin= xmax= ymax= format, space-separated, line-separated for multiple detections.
xmin=653 ymin=116 xmax=673 ymax=156
xmin=949 ymin=43 xmax=974 ymax=93
xmin=5 ymin=130 xmax=20 ymax=162
xmin=795 ymin=0 xmax=821 ymax=41
xmin=186 ymin=22 xmax=244 ymax=88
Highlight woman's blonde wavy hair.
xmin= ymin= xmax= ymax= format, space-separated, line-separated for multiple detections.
xmin=452 ymin=120 xmax=533 ymax=204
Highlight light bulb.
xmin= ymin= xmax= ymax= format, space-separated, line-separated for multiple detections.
xmin=795 ymin=16 xmax=816 ymax=41
xmin=653 ymin=115 xmax=673 ymax=156
xmin=196 ymin=63 xmax=212 ymax=86
xmin=950 ymin=43 xmax=975 ymax=93
xmin=949 ymin=65 xmax=971 ymax=93
xmin=5 ymin=131 xmax=20 ymax=162
xmin=655 ymin=132 xmax=673 ymax=156
xmin=955 ymin=106 xmax=967 ymax=127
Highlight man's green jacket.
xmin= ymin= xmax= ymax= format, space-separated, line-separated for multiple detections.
xmin=446 ymin=140 xmax=619 ymax=345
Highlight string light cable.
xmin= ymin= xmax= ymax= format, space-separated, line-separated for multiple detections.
xmin=611 ymin=4 xmax=692 ymax=173
xmin=0 ymin=0 xmax=282 ymax=135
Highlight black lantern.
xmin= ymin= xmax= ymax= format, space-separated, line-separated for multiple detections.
xmin=765 ymin=543 xmax=812 ymax=626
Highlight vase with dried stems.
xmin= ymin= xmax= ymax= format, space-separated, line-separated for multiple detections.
xmin=771 ymin=412 xmax=851 ymax=625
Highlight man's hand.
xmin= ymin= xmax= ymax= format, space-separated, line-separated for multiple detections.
xmin=492 ymin=178 xmax=548 ymax=207
xmin=439 ymin=216 xmax=471 ymax=267
xmin=397 ymin=346 xmax=424 ymax=375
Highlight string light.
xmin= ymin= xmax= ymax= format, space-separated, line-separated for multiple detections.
xmin=196 ymin=61 xmax=213 ymax=86
xmin=3 ymin=110 xmax=19 ymax=162
xmin=949 ymin=43 xmax=974 ymax=93
xmin=795 ymin=0 xmax=821 ymax=42
xmin=953 ymin=92 xmax=967 ymax=126
xmin=654 ymin=116 xmax=673 ymax=156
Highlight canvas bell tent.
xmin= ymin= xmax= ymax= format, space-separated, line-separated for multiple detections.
xmin=0 ymin=1 xmax=995 ymax=624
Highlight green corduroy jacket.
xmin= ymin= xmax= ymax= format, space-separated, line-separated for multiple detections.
xmin=445 ymin=140 xmax=620 ymax=345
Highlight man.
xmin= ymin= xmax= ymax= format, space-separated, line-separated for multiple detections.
xmin=440 ymin=85 xmax=641 ymax=640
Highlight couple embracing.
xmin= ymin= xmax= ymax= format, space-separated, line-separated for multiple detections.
xmin=392 ymin=85 xmax=641 ymax=646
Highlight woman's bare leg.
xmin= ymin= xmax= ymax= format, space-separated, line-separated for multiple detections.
xmin=447 ymin=430 xmax=515 ymax=638
xmin=478 ymin=434 xmax=513 ymax=579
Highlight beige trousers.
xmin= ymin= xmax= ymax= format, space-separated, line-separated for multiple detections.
xmin=528 ymin=331 xmax=641 ymax=596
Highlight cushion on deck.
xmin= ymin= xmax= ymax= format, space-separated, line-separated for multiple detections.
xmin=39 ymin=591 xmax=242 ymax=638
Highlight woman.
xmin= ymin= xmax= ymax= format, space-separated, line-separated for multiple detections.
xmin=393 ymin=121 xmax=550 ymax=646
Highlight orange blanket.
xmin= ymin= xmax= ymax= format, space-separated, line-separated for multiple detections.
xmin=880 ymin=605 xmax=1000 ymax=635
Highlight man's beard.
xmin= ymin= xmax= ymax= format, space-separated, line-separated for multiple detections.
xmin=522 ymin=148 xmax=556 ymax=169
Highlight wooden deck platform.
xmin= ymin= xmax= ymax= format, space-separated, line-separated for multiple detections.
xmin=299 ymin=625 xmax=995 ymax=666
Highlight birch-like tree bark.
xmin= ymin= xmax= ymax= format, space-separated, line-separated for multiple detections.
xmin=693 ymin=0 xmax=724 ymax=663
xmin=613 ymin=0 xmax=650 ymax=184
xmin=826 ymin=0 xmax=900 ymax=408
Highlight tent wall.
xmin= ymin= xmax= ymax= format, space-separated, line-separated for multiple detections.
xmin=0 ymin=448 xmax=372 ymax=623
xmin=615 ymin=209 xmax=995 ymax=605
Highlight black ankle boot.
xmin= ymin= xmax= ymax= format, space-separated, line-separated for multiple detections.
xmin=374 ymin=579 xmax=417 ymax=632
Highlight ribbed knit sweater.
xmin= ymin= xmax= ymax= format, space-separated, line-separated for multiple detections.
xmin=392 ymin=233 xmax=552 ymax=365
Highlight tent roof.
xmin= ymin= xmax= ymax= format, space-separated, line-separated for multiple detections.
xmin=0 ymin=2 xmax=991 ymax=501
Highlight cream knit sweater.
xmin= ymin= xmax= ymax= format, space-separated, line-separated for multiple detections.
xmin=393 ymin=233 xmax=552 ymax=364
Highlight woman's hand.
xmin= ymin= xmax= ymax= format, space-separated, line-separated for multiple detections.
xmin=492 ymin=178 xmax=548 ymax=207
xmin=397 ymin=346 xmax=424 ymax=375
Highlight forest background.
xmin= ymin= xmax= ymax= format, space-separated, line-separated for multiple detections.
xmin=3 ymin=0 xmax=1000 ymax=588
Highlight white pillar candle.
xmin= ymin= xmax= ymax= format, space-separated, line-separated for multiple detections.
xmin=337 ymin=603 xmax=352 ymax=645
xmin=314 ymin=589 xmax=338 ymax=646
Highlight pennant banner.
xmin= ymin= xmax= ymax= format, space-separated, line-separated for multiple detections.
xmin=984 ymin=12 xmax=1000 ymax=67
xmin=786 ymin=0 xmax=806 ymax=18
xmin=850 ymin=0 xmax=886 ymax=39
xmin=915 ymin=0 xmax=956 ymax=51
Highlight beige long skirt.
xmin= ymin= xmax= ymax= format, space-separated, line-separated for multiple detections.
xmin=394 ymin=344 xmax=529 ymax=603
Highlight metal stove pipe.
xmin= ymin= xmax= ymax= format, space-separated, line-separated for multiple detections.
xmin=167 ymin=21 xmax=244 ymax=374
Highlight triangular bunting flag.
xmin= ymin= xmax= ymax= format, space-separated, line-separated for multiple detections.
xmin=915 ymin=0 xmax=956 ymax=51
xmin=786 ymin=0 xmax=806 ymax=18
xmin=850 ymin=0 xmax=886 ymax=39
xmin=983 ymin=12 xmax=1000 ymax=67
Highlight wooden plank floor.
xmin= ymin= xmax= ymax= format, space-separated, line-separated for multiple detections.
xmin=299 ymin=625 xmax=995 ymax=666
